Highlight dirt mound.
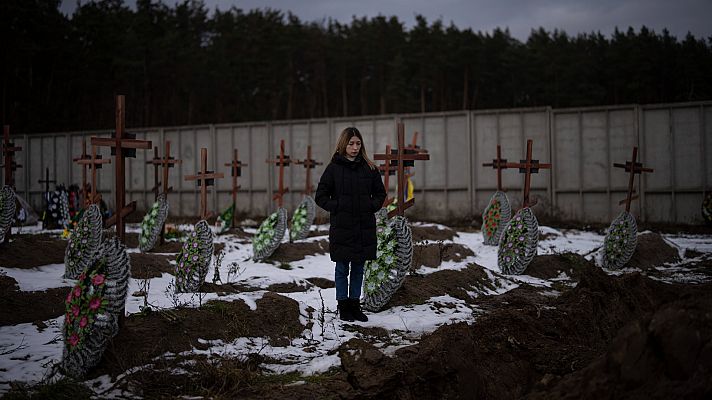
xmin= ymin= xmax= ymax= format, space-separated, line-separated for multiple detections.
xmin=0 ymin=233 xmax=66 ymax=269
xmin=0 ymin=274 xmax=71 ymax=326
xmin=626 ymin=232 xmax=681 ymax=269
xmin=525 ymin=253 xmax=592 ymax=280
xmin=268 ymin=240 xmax=328 ymax=263
xmin=530 ymin=296 xmax=712 ymax=399
xmin=412 ymin=242 xmax=474 ymax=269
xmin=90 ymin=292 xmax=304 ymax=378
xmin=306 ymin=277 xmax=335 ymax=289
xmin=387 ymin=263 xmax=497 ymax=308
xmin=411 ymin=225 xmax=457 ymax=242
xmin=278 ymin=264 xmax=710 ymax=398
xmin=129 ymin=253 xmax=176 ymax=279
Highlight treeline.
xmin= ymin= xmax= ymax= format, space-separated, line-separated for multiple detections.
xmin=2 ymin=0 xmax=711 ymax=134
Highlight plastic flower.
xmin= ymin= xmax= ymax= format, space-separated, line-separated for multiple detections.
xmin=69 ymin=333 xmax=80 ymax=347
xmin=89 ymin=297 xmax=102 ymax=310
xmin=91 ymin=274 xmax=105 ymax=286
xmin=72 ymin=305 xmax=80 ymax=316
xmin=79 ymin=316 xmax=88 ymax=328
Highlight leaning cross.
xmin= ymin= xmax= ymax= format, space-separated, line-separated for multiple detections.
xmin=373 ymin=122 xmax=430 ymax=218
xmin=504 ymin=139 xmax=551 ymax=208
xmin=72 ymin=139 xmax=91 ymax=206
xmin=91 ymin=95 xmax=152 ymax=243
xmin=75 ymin=144 xmax=111 ymax=206
xmin=483 ymin=144 xmax=509 ymax=192
xmin=2 ymin=125 xmax=22 ymax=188
xmin=265 ymin=139 xmax=293 ymax=207
xmin=613 ymin=147 xmax=654 ymax=212
xmin=224 ymin=148 xmax=248 ymax=226
xmin=295 ymin=145 xmax=322 ymax=196
xmin=185 ymin=148 xmax=224 ymax=220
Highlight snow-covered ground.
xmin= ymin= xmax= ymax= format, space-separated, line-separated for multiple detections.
xmin=1 ymin=221 xmax=710 ymax=396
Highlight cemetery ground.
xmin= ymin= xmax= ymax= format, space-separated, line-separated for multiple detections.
xmin=1 ymin=217 xmax=712 ymax=399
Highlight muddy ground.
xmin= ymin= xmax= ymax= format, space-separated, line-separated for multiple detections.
xmin=2 ymin=224 xmax=711 ymax=399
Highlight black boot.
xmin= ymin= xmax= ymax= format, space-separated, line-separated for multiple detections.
xmin=337 ymin=299 xmax=354 ymax=322
xmin=349 ymin=299 xmax=368 ymax=322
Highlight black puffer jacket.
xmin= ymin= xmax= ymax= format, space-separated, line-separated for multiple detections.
xmin=315 ymin=154 xmax=386 ymax=262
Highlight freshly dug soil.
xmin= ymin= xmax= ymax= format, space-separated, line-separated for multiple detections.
xmin=268 ymin=240 xmax=329 ymax=263
xmin=0 ymin=233 xmax=66 ymax=269
xmin=626 ymin=232 xmax=681 ymax=270
xmin=90 ymin=292 xmax=304 ymax=378
xmin=270 ymin=263 xmax=712 ymax=399
xmin=129 ymin=253 xmax=176 ymax=279
xmin=0 ymin=274 xmax=71 ymax=326
xmin=412 ymin=242 xmax=474 ymax=269
xmin=124 ymin=233 xmax=184 ymax=253
xmin=411 ymin=225 xmax=457 ymax=242
xmin=525 ymin=253 xmax=592 ymax=280
xmin=306 ymin=277 xmax=335 ymax=289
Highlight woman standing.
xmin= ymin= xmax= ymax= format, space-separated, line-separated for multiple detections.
xmin=315 ymin=127 xmax=386 ymax=322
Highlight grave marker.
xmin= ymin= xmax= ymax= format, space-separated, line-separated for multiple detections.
xmin=224 ymin=148 xmax=248 ymax=226
xmin=185 ymin=148 xmax=224 ymax=220
xmin=265 ymin=139 xmax=293 ymax=208
xmin=2 ymin=125 xmax=22 ymax=189
xmin=72 ymin=139 xmax=91 ymax=206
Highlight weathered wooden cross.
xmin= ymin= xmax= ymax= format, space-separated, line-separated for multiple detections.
xmin=91 ymin=95 xmax=152 ymax=243
xmin=2 ymin=125 xmax=22 ymax=188
xmin=295 ymin=145 xmax=322 ymax=196
xmin=72 ymin=139 xmax=91 ymax=206
xmin=146 ymin=140 xmax=182 ymax=197
xmin=265 ymin=140 xmax=293 ymax=208
xmin=224 ymin=148 xmax=248 ymax=226
xmin=75 ymin=143 xmax=111 ymax=206
xmin=185 ymin=148 xmax=224 ymax=220
xmin=483 ymin=144 xmax=509 ymax=192
xmin=613 ymin=147 xmax=654 ymax=212
xmin=378 ymin=144 xmax=397 ymax=207
xmin=373 ymin=122 xmax=430 ymax=218
xmin=504 ymin=140 xmax=551 ymax=208
xmin=146 ymin=146 xmax=161 ymax=198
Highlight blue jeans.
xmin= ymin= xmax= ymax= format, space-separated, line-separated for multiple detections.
xmin=335 ymin=261 xmax=365 ymax=300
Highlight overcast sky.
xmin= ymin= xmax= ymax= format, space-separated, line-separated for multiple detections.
xmin=60 ymin=0 xmax=712 ymax=42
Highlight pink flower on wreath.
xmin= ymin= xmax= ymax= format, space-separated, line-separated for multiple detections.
xmin=78 ymin=272 xmax=86 ymax=281
xmin=79 ymin=316 xmax=88 ymax=328
xmin=73 ymin=286 xmax=81 ymax=298
xmin=72 ymin=305 xmax=80 ymax=317
xmin=89 ymin=297 xmax=102 ymax=310
xmin=69 ymin=333 xmax=80 ymax=347
xmin=92 ymin=274 xmax=105 ymax=286
xmin=66 ymin=291 xmax=73 ymax=303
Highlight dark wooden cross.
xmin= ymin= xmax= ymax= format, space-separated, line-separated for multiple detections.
xmin=504 ymin=139 xmax=551 ymax=208
xmin=373 ymin=122 xmax=430 ymax=218
xmin=483 ymin=145 xmax=509 ymax=192
xmin=224 ymin=148 xmax=248 ymax=226
xmin=295 ymin=145 xmax=322 ymax=196
xmin=38 ymin=167 xmax=56 ymax=196
xmin=146 ymin=146 xmax=161 ymax=198
xmin=2 ymin=125 xmax=22 ymax=188
xmin=72 ymin=139 xmax=91 ymax=206
xmin=613 ymin=147 xmax=654 ymax=212
xmin=91 ymin=95 xmax=152 ymax=243
xmin=185 ymin=147 xmax=224 ymax=220
xmin=75 ymin=143 xmax=111 ymax=206
xmin=378 ymin=144 xmax=397 ymax=207
xmin=265 ymin=139 xmax=293 ymax=208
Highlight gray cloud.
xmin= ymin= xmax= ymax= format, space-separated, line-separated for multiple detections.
xmin=60 ymin=0 xmax=712 ymax=41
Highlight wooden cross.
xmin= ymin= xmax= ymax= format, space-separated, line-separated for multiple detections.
xmin=91 ymin=95 xmax=152 ymax=243
xmin=146 ymin=146 xmax=161 ymax=198
xmin=72 ymin=139 xmax=92 ymax=206
xmin=146 ymin=140 xmax=182 ymax=197
xmin=224 ymin=148 xmax=248 ymax=226
xmin=613 ymin=147 xmax=654 ymax=212
xmin=483 ymin=145 xmax=509 ymax=192
xmin=265 ymin=139 xmax=293 ymax=207
xmin=373 ymin=122 xmax=430 ymax=218
xmin=37 ymin=167 xmax=56 ymax=196
xmin=503 ymin=139 xmax=551 ymax=208
xmin=185 ymin=148 xmax=224 ymax=220
xmin=2 ymin=125 xmax=22 ymax=188
xmin=295 ymin=145 xmax=322 ymax=196
xmin=75 ymin=143 xmax=111 ymax=206
xmin=378 ymin=144 xmax=397 ymax=207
